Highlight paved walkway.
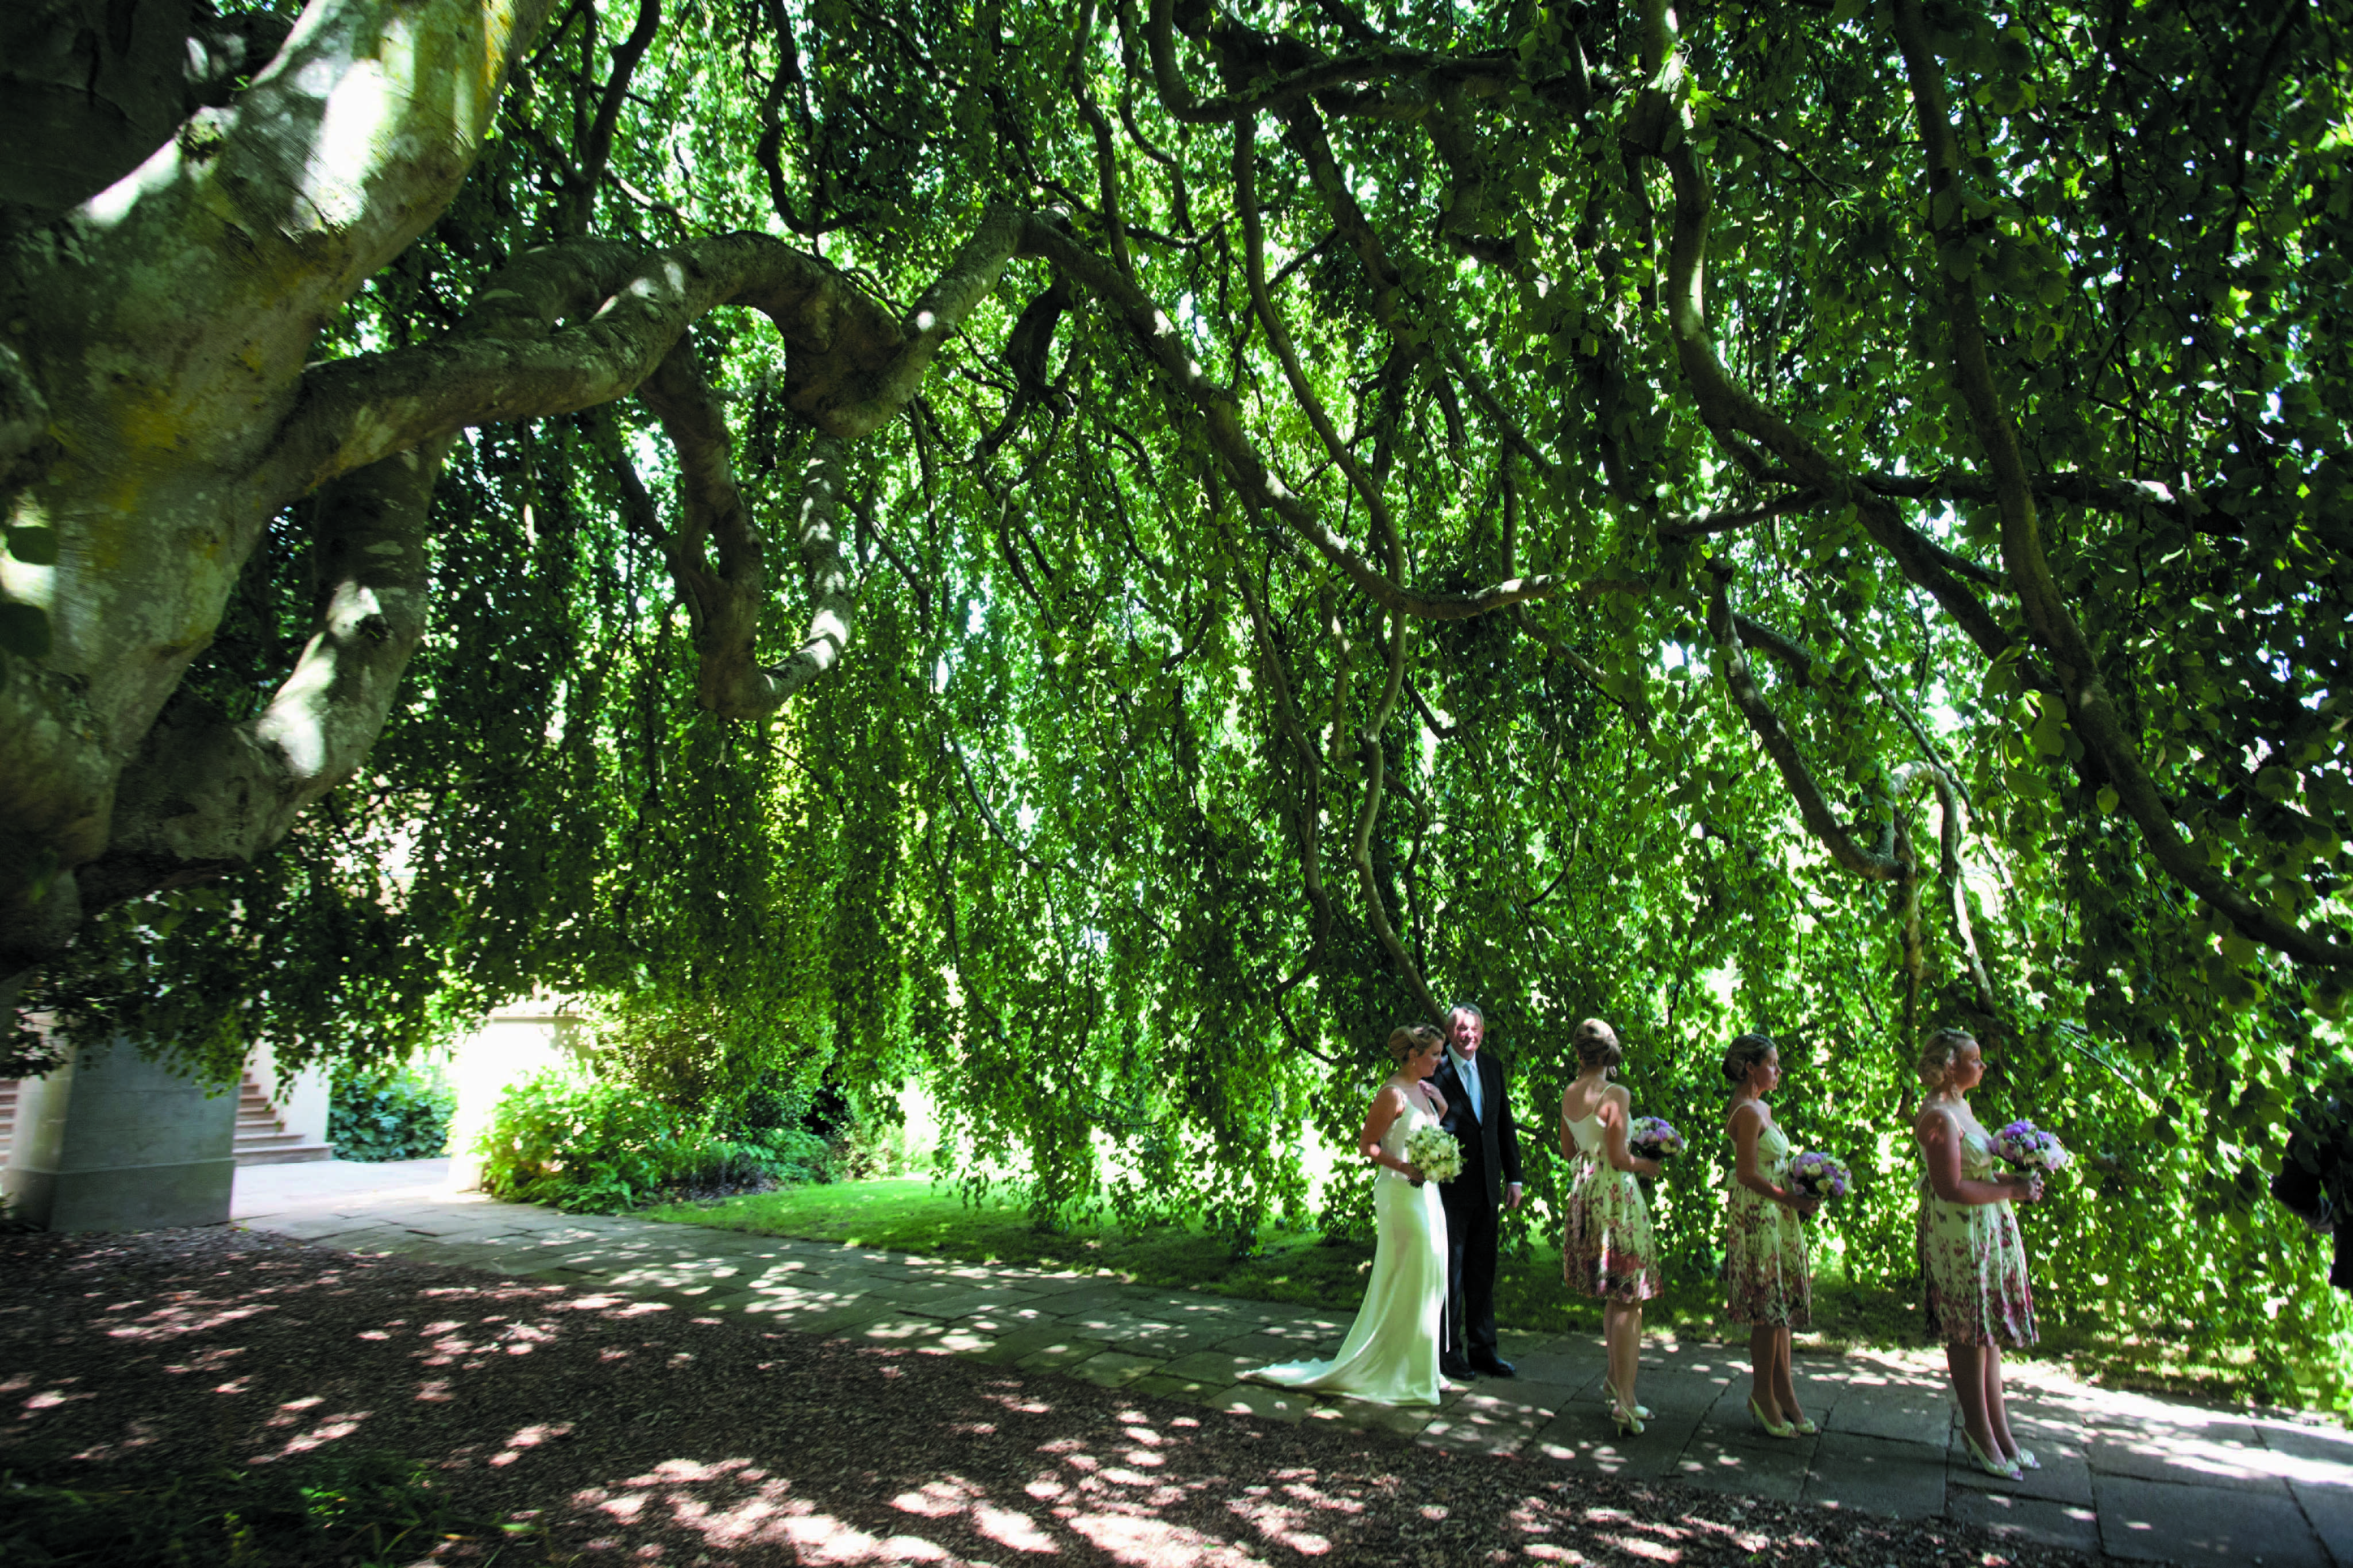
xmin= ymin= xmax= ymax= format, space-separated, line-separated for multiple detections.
xmin=234 ymin=1160 xmax=2352 ymax=1567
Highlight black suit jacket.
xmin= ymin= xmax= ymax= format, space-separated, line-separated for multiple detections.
xmin=1431 ymin=1049 xmax=1523 ymax=1209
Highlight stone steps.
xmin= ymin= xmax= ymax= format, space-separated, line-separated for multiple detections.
xmin=234 ymin=1075 xmax=330 ymax=1167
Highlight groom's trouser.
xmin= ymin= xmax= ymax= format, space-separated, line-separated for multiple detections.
xmin=1440 ymin=1186 xmax=1500 ymax=1359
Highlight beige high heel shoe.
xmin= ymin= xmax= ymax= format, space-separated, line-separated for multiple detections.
xmin=1748 ymin=1394 xmax=1795 ymax=1438
xmin=1965 ymin=1430 xmax=2023 ymax=1480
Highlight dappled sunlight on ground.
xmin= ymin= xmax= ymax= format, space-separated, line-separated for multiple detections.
xmin=1 ymin=1229 xmax=2134 ymax=1567
xmin=23 ymin=1205 xmax=2353 ymax=1567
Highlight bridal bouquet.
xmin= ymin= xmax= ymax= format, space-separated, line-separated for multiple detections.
xmin=1403 ymin=1125 xmax=1464 ymax=1185
xmin=1788 ymin=1150 xmax=1852 ymax=1201
xmin=1993 ymin=1120 xmax=2073 ymax=1175
xmin=1628 ymin=1117 xmax=1685 ymax=1160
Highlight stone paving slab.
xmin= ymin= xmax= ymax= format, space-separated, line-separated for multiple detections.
xmin=2093 ymin=1473 xmax=2329 ymax=1567
xmin=233 ymin=1159 xmax=2353 ymax=1567
xmin=2292 ymin=1480 xmax=2353 ymax=1568
xmin=1798 ymin=1429 xmax=1947 ymax=1517
xmin=1675 ymin=1422 xmax=1817 ymax=1502
xmin=1947 ymin=1486 xmax=2105 ymax=1557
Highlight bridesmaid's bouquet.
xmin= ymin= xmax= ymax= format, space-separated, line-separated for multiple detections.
xmin=1993 ymin=1120 xmax=2073 ymax=1174
xmin=1403 ymin=1125 xmax=1464 ymax=1184
xmin=1629 ymin=1117 xmax=1685 ymax=1160
xmin=1789 ymin=1150 xmax=1852 ymax=1200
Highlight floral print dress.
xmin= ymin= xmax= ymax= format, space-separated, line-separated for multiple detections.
xmin=1722 ymin=1116 xmax=1811 ymax=1327
xmin=1916 ymin=1111 xmax=2038 ymax=1346
xmin=1562 ymin=1111 xmax=1660 ymax=1303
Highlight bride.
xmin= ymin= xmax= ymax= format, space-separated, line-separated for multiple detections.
xmin=1245 ymin=1023 xmax=1453 ymax=1406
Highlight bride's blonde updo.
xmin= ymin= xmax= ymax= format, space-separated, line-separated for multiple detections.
xmin=1916 ymin=1027 xmax=1977 ymax=1090
xmin=1387 ymin=1022 xmax=1444 ymax=1064
xmin=1571 ymin=1018 xmax=1623 ymax=1070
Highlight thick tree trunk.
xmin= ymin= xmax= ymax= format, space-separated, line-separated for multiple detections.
xmin=0 ymin=0 xmax=557 ymax=976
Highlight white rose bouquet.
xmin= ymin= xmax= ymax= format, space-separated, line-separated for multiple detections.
xmin=1403 ymin=1125 xmax=1464 ymax=1185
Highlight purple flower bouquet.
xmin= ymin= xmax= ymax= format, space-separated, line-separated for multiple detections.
xmin=1628 ymin=1116 xmax=1685 ymax=1160
xmin=1992 ymin=1119 xmax=2072 ymax=1174
xmin=1788 ymin=1150 xmax=1851 ymax=1200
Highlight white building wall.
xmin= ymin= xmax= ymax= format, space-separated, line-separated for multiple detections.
xmin=443 ymin=998 xmax=588 ymax=1191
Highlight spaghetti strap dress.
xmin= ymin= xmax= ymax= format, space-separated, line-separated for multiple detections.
xmin=1561 ymin=1110 xmax=1660 ymax=1303
xmin=1722 ymin=1115 xmax=1811 ymax=1327
xmin=1916 ymin=1114 xmax=2038 ymax=1346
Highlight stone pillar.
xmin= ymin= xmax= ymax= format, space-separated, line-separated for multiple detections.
xmin=2 ymin=1036 xmax=238 ymax=1230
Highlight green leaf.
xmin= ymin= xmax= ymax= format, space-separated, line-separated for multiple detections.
xmin=4 ymin=526 xmax=56 ymax=565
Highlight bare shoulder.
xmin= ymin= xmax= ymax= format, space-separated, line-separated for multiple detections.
xmin=1914 ymin=1103 xmax=1956 ymax=1142
xmin=1727 ymin=1098 xmax=1765 ymax=1133
xmin=1598 ymin=1083 xmax=1631 ymax=1122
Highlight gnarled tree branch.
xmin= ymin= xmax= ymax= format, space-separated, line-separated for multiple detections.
xmin=1889 ymin=0 xmax=2351 ymax=970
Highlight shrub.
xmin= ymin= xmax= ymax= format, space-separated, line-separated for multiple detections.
xmin=827 ymin=1106 xmax=920 ymax=1181
xmin=327 ymin=1066 xmax=455 ymax=1163
xmin=474 ymin=1068 xmax=829 ymax=1214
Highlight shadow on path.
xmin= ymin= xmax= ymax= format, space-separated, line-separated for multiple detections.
xmin=226 ymin=1159 xmax=2352 ymax=1567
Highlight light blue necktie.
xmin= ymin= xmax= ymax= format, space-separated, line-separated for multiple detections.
xmin=1453 ymin=1050 xmax=1483 ymax=1122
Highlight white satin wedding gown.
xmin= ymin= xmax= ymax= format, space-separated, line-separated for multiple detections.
xmin=1244 ymin=1095 xmax=1445 ymax=1405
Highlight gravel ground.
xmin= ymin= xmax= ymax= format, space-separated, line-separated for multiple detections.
xmin=1 ymin=1228 xmax=2099 ymax=1566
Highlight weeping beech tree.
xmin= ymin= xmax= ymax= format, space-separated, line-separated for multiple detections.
xmin=3 ymin=0 xmax=2350 ymax=1390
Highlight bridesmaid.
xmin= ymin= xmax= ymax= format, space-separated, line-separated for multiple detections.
xmin=1559 ymin=1017 xmax=1662 ymax=1434
xmin=1914 ymin=1026 xmax=2044 ymax=1481
xmin=1721 ymin=1032 xmax=1820 ymax=1437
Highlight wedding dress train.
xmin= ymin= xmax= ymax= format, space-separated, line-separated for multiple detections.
xmin=1244 ymin=1099 xmax=1445 ymax=1405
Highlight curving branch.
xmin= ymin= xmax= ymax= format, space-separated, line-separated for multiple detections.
xmin=1707 ymin=564 xmax=1900 ymax=879
xmin=633 ymin=342 xmax=858 ymax=717
xmin=1729 ymin=613 xmax=1815 ymax=688
xmin=1135 ymin=0 xmax=1514 ymax=125
xmin=1889 ymin=0 xmax=2352 ymax=971
xmin=1235 ymin=120 xmax=1399 ymax=573
xmin=258 ymin=211 xmax=1028 ymax=507
xmin=1621 ymin=0 xmax=2015 ymax=658
xmin=557 ymin=0 xmax=662 ymax=237
xmin=1656 ymin=491 xmax=1818 ymax=540
xmin=1015 ymin=215 xmax=1568 ymax=620
xmin=1351 ymin=604 xmax=1444 ymax=1023
xmin=77 ymin=439 xmax=454 ymax=912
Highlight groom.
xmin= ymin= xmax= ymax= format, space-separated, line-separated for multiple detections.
xmin=1430 ymin=1001 xmax=1523 ymax=1378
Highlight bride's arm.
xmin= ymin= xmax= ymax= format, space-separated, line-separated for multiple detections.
xmin=1359 ymin=1087 xmax=1415 ymax=1177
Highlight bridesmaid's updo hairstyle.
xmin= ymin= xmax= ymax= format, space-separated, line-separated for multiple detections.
xmin=1387 ymin=1022 xmax=1444 ymax=1064
xmin=1916 ymin=1027 xmax=1977 ymax=1089
xmin=1721 ymin=1032 xmax=1776 ymax=1086
xmin=1571 ymin=1018 xmax=1623 ymax=1070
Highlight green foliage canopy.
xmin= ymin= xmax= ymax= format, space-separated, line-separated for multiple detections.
xmin=4 ymin=0 xmax=2351 ymax=1396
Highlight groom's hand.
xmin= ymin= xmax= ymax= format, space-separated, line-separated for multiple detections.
xmin=1505 ymin=1181 xmax=1524 ymax=1211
